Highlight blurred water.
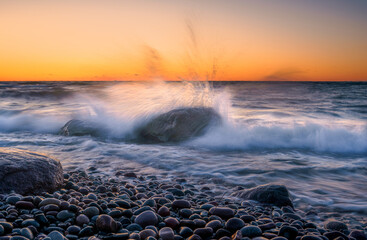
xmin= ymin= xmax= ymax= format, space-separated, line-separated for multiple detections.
xmin=0 ymin=81 xmax=366 ymax=215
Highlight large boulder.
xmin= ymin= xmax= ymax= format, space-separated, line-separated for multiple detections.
xmin=59 ymin=119 xmax=105 ymax=137
xmin=0 ymin=148 xmax=63 ymax=195
xmin=235 ymin=184 xmax=293 ymax=208
xmin=137 ymin=107 xmax=221 ymax=143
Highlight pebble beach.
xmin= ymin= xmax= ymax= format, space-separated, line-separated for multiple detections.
xmin=1 ymin=168 xmax=366 ymax=240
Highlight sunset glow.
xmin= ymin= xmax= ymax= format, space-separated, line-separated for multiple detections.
xmin=1 ymin=0 xmax=367 ymax=81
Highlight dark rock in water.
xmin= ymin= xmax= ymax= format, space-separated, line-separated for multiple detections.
xmin=324 ymin=221 xmax=348 ymax=232
xmin=137 ymin=107 xmax=221 ymax=143
xmin=235 ymin=184 xmax=293 ymax=208
xmin=0 ymin=148 xmax=63 ymax=195
xmin=59 ymin=119 xmax=105 ymax=137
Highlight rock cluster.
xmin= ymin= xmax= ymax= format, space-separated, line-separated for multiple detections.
xmin=0 ymin=171 xmax=365 ymax=240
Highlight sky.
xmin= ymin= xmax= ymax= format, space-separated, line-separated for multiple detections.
xmin=1 ymin=0 xmax=367 ymax=81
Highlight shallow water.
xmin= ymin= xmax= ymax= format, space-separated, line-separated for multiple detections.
xmin=0 ymin=81 xmax=366 ymax=215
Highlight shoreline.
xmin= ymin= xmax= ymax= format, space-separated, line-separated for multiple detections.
xmin=1 ymin=170 xmax=366 ymax=240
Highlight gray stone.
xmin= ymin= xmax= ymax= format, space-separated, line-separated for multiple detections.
xmin=159 ymin=227 xmax=175 ymax=240
xmin=324 ymin=221 xmax=348 ymax=232
xmin=209 ymin=207 xmax=235 ymax=220
xmin=135 ymin=210 xmax=158 ymax=227
xmin=236 ymin=184 xmax=293 ymax=208
xmin=83 ymin=206 xmax=100 ymax=218
xmin=96 ymin=214 xmax=118 ymax=232
xmin=59 ymin=119 xmax=105 ymax=137
xmin=48 ymin=230 xmax=66 ymax=240
xmin=240 ymin=226 xmax=262 ymax=238
xmin=137 ymin=107 xmax=221 ymax=143
xmin=0 ymin=148 xmax=63 ymax=195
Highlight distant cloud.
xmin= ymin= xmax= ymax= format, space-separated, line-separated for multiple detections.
xmin=264 ymin=68 xmax=305 ymax=81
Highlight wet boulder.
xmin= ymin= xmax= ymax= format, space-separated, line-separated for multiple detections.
xmin=137 ymin=107 xmax=221 ymax=143
xmin=59 ymin=119 xmax=105 ymax=137
xmin=0 ymin=148 xmax=63 ymax=195
xmin=235 ymin=184 xmax=293 ymax=208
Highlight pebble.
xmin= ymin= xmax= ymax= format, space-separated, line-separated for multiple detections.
xmin=83 ymin=206 xmax=100 ymax=218
xmin=14 ymin=201 xmax=34 ymax=209
xmin=172 ymin=200 xmax=191 ymax=209
xmin=158 ymin=206 xmax=170 ymax=217
xmin=56 ymin=210 xmax=75 ymax=221
xmin=48 ymin=230 xmax=66 ymax=240
xmin=194 ymin=227 xmax=214 ymax=239
xmin=240 ymin=226 xmax=262 ymax=238
xmin=179 ymin=227 xmax=194 ymax=238
xmin=135 ymin=210 xmax=158 ymax=227
xmin=20 ymin=228 xmax=33 ymax=240
xmin=76 ymin=214 xmax=90 ymax=226
xmin=279 ymin=226 xmax=299 ymax=240
xmin=324 ymin=221 xmax=348 ymax=232
xmin=39 ymin=198 xmax=61 ymax=207
xmin=225 ymin=218 xmax=245 ymax=232
xmin=140 ymin=229 xmax=157 ymax=240
xmin=96 ymin=214 xmax=118 ymax=232
xmin=159 ymin=227 xmax=175 ymax=240
xmin=164 ymin=217 xmax=180 ymax=229
xmin=209 ymin=207 xmax=235 ymax=220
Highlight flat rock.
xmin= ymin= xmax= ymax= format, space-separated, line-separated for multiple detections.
xmin=235 ymin=184 xmax=293 ymax=208
xmin=0 ymin=148 xmax=63 ymax=195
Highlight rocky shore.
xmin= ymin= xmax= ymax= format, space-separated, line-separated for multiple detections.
xmin=0 ymin=170 xmax=366 ymax=240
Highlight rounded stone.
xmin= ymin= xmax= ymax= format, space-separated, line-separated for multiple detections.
xmin=66 ymin=225 xmax=81 ymax=235
xmin=301 ymin=236 xmax=323 ymax=240
xmin=48 ymin=230 xmax=66 ymax=240
xmin=139 ymin=229 xmax=157 ymax=240
xmin=83 ymin=206 xmax=100 ymax=218
xmin=179 ymin=227 xmax=194 ymax=238
xmin=0 ymin=222 xmax=13 ymax=234
xmin=57 ymin=210 xmax=75 ymax=221
xmin=164 ymin=217 xmax=180 ymax=229
xmin=279 ymin=226 xmax=299 ymax=240
xmin=194 ymin=227 xmax=213 ymax=239
xmin=209 ymin=207 xmax=235 ymax=220
xmin=206 ymin=220 xmax=222 ymax=232
xmin=324 ymin=221 xmax=348 ymax=232
xmin=0 ymin=148 xmax=63 ymax=195
xmin=349 ymin=230 xmax=367 ymax=240
xmin=172 ymin=200 xmax=191 ymax=209
xmin=135 ymin=210 xmax=158 ymax=227
xmin=225 ymin=218 xmax=245 ymax=232
xmin=15 ymin=201 xmax=35 ymax=209
xmin=96 ymin=214 xmax=118 ymax=233
xmin=20 ymin=227 xmax=34 ymax=240
xmin=158 ymin=206 xmax=170 ymax=217
xmin=39 ymin=198 xmax=61 ymax=207
xmin=159 ymin=227 xmax=175 ymax=240
xmin=240 ymin=226 xmax=262 ymax=238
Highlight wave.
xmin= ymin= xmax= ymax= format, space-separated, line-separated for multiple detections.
xmin=189 ymin=122 xmax=367 ymax=154
xmin=1 ymin=81 xmax=366 ymax=154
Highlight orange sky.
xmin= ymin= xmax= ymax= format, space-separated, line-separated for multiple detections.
xmin=1 ymin=0 xmax=367 ymax=81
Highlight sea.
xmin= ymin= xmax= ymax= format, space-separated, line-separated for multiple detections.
xmin=0 ymin=81 xmax=366 ymax=217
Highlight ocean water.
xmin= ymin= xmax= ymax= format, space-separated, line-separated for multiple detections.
xmin=0 ymin=81 xmax=366 ymax=216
